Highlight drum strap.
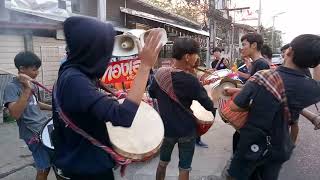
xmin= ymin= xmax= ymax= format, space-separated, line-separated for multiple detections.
xmin=52 ymin=85 xmax=131 ymax=177
xmin=248 ymin=69 xmax=292 ymax=122
xmin=154 ymin=67 xmax=200 ymax=120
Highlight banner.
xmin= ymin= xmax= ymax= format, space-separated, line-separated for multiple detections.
xmin=101 ymin=56 xmax=141 ymax=84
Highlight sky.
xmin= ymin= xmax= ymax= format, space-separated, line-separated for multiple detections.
xmin=233 ymin=0 xmax=320 ymax=44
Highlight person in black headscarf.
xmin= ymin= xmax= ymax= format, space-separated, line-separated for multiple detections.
xmin=52 ymin=16 xmax=163 ymax=180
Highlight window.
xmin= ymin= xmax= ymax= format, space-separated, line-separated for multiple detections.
xmin=58 ymin=0 xmax=67 ymax=9
xmin=71 ymin=0 xmax=80 ymax=13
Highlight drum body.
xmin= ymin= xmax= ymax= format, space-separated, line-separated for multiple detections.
xmin=40 ymin=118 xmax=55 ymax=150
xmin=200 ymin=69 xmax=232 ymax=84
xmin=190 ymin=100 xmax=215 ymax=136
xmin=218 ymin=98 xmax=248 ymax=130
xmin=106 ymin=99 xmax=164 ymax=161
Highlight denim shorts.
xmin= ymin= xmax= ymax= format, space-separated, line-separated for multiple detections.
xmin=25 ymin=141 xmax=53 ymax=171
xmin=159 ymin=136 xmax=196 ymax=171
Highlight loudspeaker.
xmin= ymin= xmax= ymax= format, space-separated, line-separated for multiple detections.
xmin=112 ymin=34 xmax=139 ymax=57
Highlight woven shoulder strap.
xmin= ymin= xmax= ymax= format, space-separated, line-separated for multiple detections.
xmin=249 ymin=70 xmax=291 ymax=122
xmin=52 ymin=85 xmax=131 ymax=176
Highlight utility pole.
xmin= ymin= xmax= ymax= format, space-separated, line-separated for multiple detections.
xmin=257 ymin=0 xmax=262 ymax=33
xmin=271 ymin=16 xmax=275 ymax=51
xmin=207 ymin=0 xmax=216 ymax=68
xmin=271 ymin=12 xmax=285 ymax=51
xmin=224 ymin=6 xmax=250 ymax=61
xmin=97 ymin=0 xmax=106 ymax=21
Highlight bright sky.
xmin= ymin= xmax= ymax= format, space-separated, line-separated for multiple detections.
xmin=233 ymin=0 xmax=320 ymax=44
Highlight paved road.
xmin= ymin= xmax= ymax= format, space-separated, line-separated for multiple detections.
xmin=279 ymin=105 xmax=320 ymax=180
xmin=1 ymin=106 xmax=319 ymax=180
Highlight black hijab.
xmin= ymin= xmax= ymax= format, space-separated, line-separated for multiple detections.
xmin=59 ymin=16 xmax=115 ymax=79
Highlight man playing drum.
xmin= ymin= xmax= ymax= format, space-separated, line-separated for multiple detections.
xmin=52 ymin=17 xmax=163 ymax=180
xmin=3 ymin=51 xmax=53 ymax=180
xmin=225 ymin=34 xmax=320 ymax=180
xmin=149 ymin=38 xmax=216 ymax=180
xmin=232 ymin=33 xmax=270 ymax=153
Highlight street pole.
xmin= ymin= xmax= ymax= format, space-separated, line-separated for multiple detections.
xmin=231 ymin=11 xmax=235 ymax=61
xmin=271 ymin=12 xmax=285 ymax=51
xmin=271 ymin=16 xmax=275 ymax=51
xmin=257 ymin=0 xmax=262 ymax=33
xmin=97 ymin=0 xmax=106 ymax=21
xmin=207 ymin=0 xmax=216 ymax=68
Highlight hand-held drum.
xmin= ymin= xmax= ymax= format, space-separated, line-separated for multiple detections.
xmin=40 ymin=118 xmax=55 ymax=150
xmin=106 ymin=99 xmax=164 ymax=161
xmin=190 ymin=100 xmax=215 ymax=136
xmin=217 ymin=79 xmax=248 ymax=130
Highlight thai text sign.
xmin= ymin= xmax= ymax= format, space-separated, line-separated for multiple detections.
xmin=101 ymin=57 xmax=141 ymax=84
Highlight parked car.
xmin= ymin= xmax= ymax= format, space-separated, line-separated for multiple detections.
xmin=272 ymin=54 xmax=284 ymax=65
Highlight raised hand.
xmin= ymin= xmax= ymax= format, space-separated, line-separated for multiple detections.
xmin=138 ymin=28 xmax=164 ymax=69
xmin=17 ymin=73 xmax=32 ymax=90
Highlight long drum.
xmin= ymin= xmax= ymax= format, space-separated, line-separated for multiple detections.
xmin=190 ymin=100 xmax=215 ymax=136
xmin=216 ymin=79 xmax=248 ymax=130
xmin=106 ymin=99 xmax=164 ymax=161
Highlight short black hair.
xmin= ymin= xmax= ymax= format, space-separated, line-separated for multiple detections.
xmin=280 ymin=44 xmax=290 ymax=52
xmin=241 ymin=33 xmax=264 ymax=51
xmin=290 ymin=34 xmax=320 ymax=68
xmin=212 ymin=47 xmax=222 ymax=53
xmin=261 ymin=44 xmax=272 ymax=59
xmin=14 ymin=51 xmax=41 ymax=69
xmin=172 ymin=37 xmax=200 ymax=60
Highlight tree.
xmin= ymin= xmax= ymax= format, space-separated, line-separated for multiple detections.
xmin=145 ymin=0 xmax=209 ymax=24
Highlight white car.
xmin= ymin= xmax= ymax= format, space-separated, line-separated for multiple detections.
xmin=272 ymin=54 xmax=284 ymax=65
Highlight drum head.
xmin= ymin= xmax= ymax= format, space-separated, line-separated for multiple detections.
xmin=211 ymin=78 xmax=237 ymax=102
xmin=190 ymin=100 xmax=214 ymax=122
xmin=106 ymin=99 xmax=164 ymax=160
xmin=214 ymin=69 xmax=232 ymax=78
xmin=40 ymin=118 xmax=54 ymax=150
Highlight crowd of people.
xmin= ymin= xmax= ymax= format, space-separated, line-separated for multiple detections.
xmin=3 ymin=16 xmax=320 ymax=180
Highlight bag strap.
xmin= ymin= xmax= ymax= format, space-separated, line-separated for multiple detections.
xmin=249 ymin=69 xmax=292 ymax=122
xmin=154 ymin=67 xmax=199 ymax=120
xmin=52 ymin=84 xmax=131 ymax=176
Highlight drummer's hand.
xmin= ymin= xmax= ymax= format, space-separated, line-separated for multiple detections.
xmin=223 ymin=88 xmax=241 ymax=97
xmin=138 ymin=29 xmax=163 ymax=69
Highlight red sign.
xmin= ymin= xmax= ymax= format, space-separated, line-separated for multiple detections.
xmin=101 ymin=57 xmax=141 ymax=84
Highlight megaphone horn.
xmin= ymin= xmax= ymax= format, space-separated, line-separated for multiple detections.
xmin=112 ymin=34 xmax=139 ymax=57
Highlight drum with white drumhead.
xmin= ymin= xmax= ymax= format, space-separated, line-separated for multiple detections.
xmin=190 ymin=100 xmax=215 ymax=136
xmin=106 ymin=99 xmax=164 ymax=161
xmin=40 ymin=118 xmax=55 ymax=150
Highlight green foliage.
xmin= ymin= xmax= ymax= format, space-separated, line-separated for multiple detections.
xmin=145 ymin=0 xmax=208 ymax=23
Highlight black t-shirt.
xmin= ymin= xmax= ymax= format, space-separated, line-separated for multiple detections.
xmin=149 ymin=71 xmax=215 ymax=137
xmin=250 ymin=58 xmax=270 ymax=76
xmin=233 ymin=66 xmax=320 ymax=163
xmin=211 ymin=59 xmax=228 ymax=70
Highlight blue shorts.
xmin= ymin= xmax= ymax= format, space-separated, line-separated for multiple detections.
xmin=25 ymin=141 xmax=53 ymax=171
xmin=159 ymin=136 xmax=196 ymax=171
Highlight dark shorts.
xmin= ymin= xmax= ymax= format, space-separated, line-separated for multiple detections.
xmin=25 ymin=141 xmax=53 ymax=171
xmin=159 ymin=136 xmax=196 ymax=171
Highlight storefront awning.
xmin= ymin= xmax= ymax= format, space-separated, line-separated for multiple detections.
xmin=120 ymin=7 xmax=209 ymax=37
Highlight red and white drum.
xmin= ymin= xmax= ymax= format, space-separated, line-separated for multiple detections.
xmin=106 ymin=99 xmax=164 ymax=161
xmin=216 ymin=80 xmax=248 ymax=130
xmin=190 ymin=100 xmax=215 ymax=136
